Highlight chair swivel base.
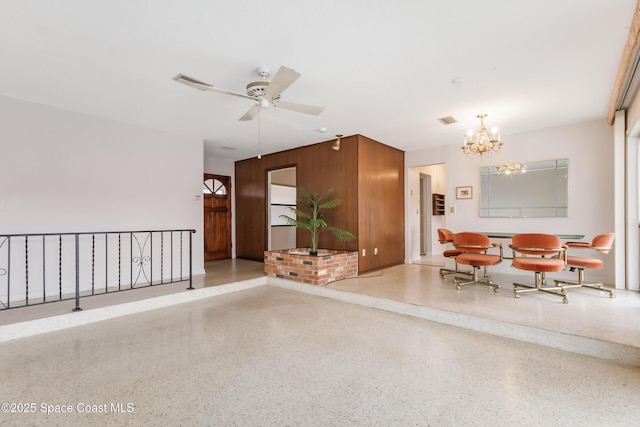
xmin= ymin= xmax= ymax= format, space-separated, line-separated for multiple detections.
xmin=514 ymin=272 xmax=568 ymax=304
xmin=440 ymin=267 xmax=473 ymax=279
xmin=454 ymin=267 xmax=499 ymax=292
xmin=554 ymin=269 xmax=615 ymax=298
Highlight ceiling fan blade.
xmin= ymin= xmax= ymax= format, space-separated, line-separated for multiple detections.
xmin=265 ymin=66 xmax=301 ymax=98
xmin=273 ymin=100 xmax=324 ymax=116
xmin=173 ymin=73 xmax=254 ymax=100
xmin=172 ymin=73 xmax=213 ymax=91
xmin=210 ymin=86 xmax=255 ymax=100
xmin=238 ymin=104 xmax=260 ymax=121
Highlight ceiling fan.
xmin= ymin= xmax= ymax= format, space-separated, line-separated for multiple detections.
xmin=172 ymin=65 xmax=324 ymax=121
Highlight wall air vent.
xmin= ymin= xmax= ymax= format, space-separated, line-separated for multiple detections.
xmin=437 ymin=116 xmax=458 ymax=125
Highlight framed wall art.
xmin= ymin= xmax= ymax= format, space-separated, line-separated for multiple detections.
xmin=456 ymin=186 xmax=473 ymax=199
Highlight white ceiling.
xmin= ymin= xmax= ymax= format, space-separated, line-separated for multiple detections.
xmin=0 ymin=1 xmax=636 ymax=161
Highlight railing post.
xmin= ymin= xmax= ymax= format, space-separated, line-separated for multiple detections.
xmin=7 ymin=237 xmax=11 ymax=308
xmin=73 ymin=233 xmax=82 ymax=312
xmin=187 ymin=230 xmax=194 ymax=290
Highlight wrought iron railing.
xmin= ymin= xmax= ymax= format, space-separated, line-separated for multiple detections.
xmin=0 ymin=229 xmax=196 ymax=312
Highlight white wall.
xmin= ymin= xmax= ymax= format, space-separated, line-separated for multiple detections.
xmin=0 ymin=95 xmax=205 ymax=276
xmin=405 ymin=118 xmax=616 ymax=284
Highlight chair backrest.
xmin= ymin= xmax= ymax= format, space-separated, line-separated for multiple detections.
xmin=511 ymin=233 xmax=562 ymax=256
xmin=452 ymin=232 xmax=491 ymax=253
xmin=592 ymin=232 xmax=615 ymax=254
xmin=437 ymin=228 xmax=454 ymax=244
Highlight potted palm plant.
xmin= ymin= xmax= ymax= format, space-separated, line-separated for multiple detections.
xmin=279 ymin=186 xmax=355 ymax=255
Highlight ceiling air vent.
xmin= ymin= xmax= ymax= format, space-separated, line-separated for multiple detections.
xmin=437 ymin=116 xmax=458 ymax=125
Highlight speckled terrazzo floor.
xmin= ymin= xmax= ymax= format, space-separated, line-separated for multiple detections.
xmin=1 ymin=284 xmax=639 ymax=426
xmin=2 ymin=258 xmax=640 ymax=425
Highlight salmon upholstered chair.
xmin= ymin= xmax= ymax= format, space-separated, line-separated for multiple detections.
xmin=452 ymin=232 xmax=503 ymax=291
xmin=553 ymin=233 xmax=616 ymax=298
xmin=510 ymin=233 xmax=568 ymax=303
xmin=437 ymin=228 xmax=472 ymax=279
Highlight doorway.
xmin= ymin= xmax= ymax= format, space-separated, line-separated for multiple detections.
xmin=203 ymin=174 xmax=232 ymax=261
xmin=419 ymin=173 xmax=432 ymax=255
xmin=409 ymin=163 xmax=446 ymax=263
xmin=268 ymin=167 xmax=297 ymax=250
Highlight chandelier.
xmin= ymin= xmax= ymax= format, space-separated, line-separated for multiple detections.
xmin=461 ymin=114 xmax=502 ymax=158
xmin=496 ymin=162 xmax=525 ymax=174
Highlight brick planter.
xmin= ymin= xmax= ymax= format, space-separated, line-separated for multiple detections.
xmin=264 ymin=248 xmax=358 ymax=286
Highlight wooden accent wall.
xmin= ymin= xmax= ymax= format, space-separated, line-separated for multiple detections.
xmin=357 ymin=136 xmax=405 ymax=272
xmin=235 ymin=134 xmax=404 ymax=273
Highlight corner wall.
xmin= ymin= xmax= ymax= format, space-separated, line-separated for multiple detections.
xmin=0 ymin=95 xmax=205 ymax=275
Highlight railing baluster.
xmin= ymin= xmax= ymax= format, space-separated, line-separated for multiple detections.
xmin=58 ymin=235 xmax=62 ymax=300
xmin=105 ymin=233 xmax=108 ymax=294
xmin=73 ymin=234 xmax=82 ymax=312
xmin=25 ymin=236 xmax=29 ymax=306
xmin=170 ymin=232 xmax=174 ymax=282
xmin=150 ymin=232 xmax=153 ymax=286
xmin=0 ymin=237 xmax=8 ymax=309
xmin=188 ymin=230 xmax=194 ymax=290
xmin=42 ymin=236 xmax=46 ymax=303
xmin=160 ymin=231 xmax=164 ymax=285
xmin=7 ymin=237 xmax=12 ymax=308
xmin=91 ymin=234 xmax=95 ymax=295
xmin=118 ymin=233 xmax=121 ymax=291
xmin=130 ymin=232 xmax=133 ymax=289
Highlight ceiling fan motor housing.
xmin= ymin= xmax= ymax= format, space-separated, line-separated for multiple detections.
xmin=246 ymin=81 xmax=269 ymax=97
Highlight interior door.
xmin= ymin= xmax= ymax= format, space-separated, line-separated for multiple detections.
xmin=420 ymin=173 xmax=432 ymax=255
xmin=203 ymin=174 xmax=232 ymax=261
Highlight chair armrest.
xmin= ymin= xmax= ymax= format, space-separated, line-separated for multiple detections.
xmin=509 ymin=245 xmax=566 ymax=253
xmin=509 ymin=245 xmax=566 ymax=264
xmin=454 ymin=244 xmax=492 ymax=250
xmin=566 ymin=241 xmax=591 ymax=249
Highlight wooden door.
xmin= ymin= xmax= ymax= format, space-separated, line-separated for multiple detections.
xmin=203 ymin=174 xmax=232 ymax=261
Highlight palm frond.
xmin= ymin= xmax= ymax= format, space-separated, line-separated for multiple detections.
xmin=284 ymin=207 xmax=310 ymax=219
xmin=326 ymin=226 xmax=356 ymax=241
xmin=318 ymin=199 xmax=342 ymax=210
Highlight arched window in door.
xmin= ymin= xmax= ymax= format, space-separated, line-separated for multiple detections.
xmin=203 ymin=178 xmax=227 ymax=195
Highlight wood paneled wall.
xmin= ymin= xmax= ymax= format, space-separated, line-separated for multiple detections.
xmin=235 ymin=134 xmax=404 ymax=273
xmin=357 ymin=136 xmax=405 ymax=272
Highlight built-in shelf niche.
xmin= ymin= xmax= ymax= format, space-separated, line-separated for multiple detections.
xmin=432 ymin=193 xmax=445 ymax=215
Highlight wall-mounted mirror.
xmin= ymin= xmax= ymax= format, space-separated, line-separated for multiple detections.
xmin=480 ymin=158 xmax=568 ymax=217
